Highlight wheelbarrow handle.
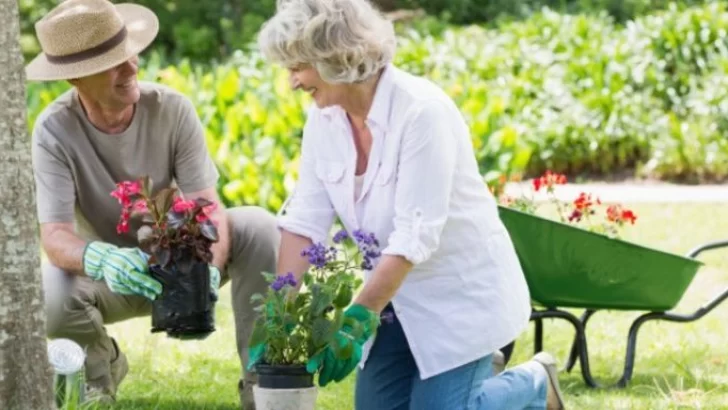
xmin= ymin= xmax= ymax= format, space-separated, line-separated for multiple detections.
xmin=686 ymin=239 xmax=728 ymax=258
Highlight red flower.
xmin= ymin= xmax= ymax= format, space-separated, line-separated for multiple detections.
xmin=607 ymin=205 xmax=637 ymax=225
xmin=573 ymin=192 xmax=600 ymax=211
xmin=132 ymin=199 xmax=148 ymax=214
xmin=568 ymin=209 xmax=583 ymax=222
xmin=172 ymin=197 xmax=196 ymax=213
xmin=110 ymin=180 xmax=142 ymax=207
xmin=116 ymin=208 xmax=131 ymax=234
xmin=532 ymin=170 xmax=567 ymax=192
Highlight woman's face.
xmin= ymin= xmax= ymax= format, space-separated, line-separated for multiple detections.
xmin=288 ymin=64 xmax=345 ymax=108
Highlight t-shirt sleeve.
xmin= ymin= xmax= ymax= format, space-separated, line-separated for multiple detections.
xmin=31 ymin=124 xmax=76 ymax=224
xmin=172 ymin=95 xmax=220 ymax=193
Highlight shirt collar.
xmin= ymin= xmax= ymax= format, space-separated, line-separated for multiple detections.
xmin=320 ymin=64 xmax=395 ymax=132
xmin=366 ymin=63 xmax=395 ymax=132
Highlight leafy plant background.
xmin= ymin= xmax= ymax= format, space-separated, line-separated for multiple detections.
xmin=24 ymin=2 xmax=728 ymax=214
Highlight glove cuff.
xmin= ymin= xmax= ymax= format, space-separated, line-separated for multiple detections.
xmin=345 ymin=304 xmax=380 ymax=339
xmin=82 ymin=241 xmax=117 ymax=280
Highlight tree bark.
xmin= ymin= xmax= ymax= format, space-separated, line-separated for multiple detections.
xmin=0 ymin=0 xmax=57 ymax=409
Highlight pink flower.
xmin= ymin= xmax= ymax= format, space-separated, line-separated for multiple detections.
xmin=117 ymin=208 xmax=131 ymax=234
xmin=172 ymin=197 xmax=196 ymax=213
xmin=202 ymin=201 xmax=218 ymax=215
xmin=132 ymin=200 xmax=148 ymax=213
xmin=111 ymin=180 xmax=142 ymax=207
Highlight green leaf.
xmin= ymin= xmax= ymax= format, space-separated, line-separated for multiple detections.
xmin=308 ymin=284 xmax=333 ymax=317
xmin=311 ymin=317 xmax=332 ymax=346
xmin=155 ymin=188 xmax=177 ymax=218
xmin=249 ymin=318 xmax=268 ymax=346
xmin=167 ymin=211 xmax=186 ymax=230
xmin=332 ymin=285 xmax=353 ymax=309
xmin=200 ymin=220 xmax=219 ymax=242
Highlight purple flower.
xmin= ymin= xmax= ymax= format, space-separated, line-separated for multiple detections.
xmin=333 ymin=229 xmax=349 ymax=244
xmin=352 ymin=229 xmax=381 ymax=270
xmin=353 ymin=229 xmax=379 ymax=248
xmin=271 ymin=272 xmax=297 ymax=291
xmin=380 ymin=310 xmax=395 ymax=324
xmin=301 ymin=243 xmax=336 ymax=269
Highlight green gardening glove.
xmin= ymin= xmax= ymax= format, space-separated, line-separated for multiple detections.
xmin=83 ymin=241 xmax=162 ymax=300
xmin=306 ymin=304 xmax=380 ymax=387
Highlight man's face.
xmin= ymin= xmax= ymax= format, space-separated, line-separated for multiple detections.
xmin=71 ymin=56 xmax=140 ymax=109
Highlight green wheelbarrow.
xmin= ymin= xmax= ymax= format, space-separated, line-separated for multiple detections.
xmin=498 ymin=205 xmax=728 ymax=388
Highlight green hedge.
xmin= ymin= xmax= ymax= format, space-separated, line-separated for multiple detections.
xmin=26 ymin=4 xmax=728 ymax=214
xmin=19 ymin=0 xmax=712 ymax=62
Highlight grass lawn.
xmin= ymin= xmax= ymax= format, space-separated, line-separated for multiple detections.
xmin=91 ymin=202 xmax=728 ymax=410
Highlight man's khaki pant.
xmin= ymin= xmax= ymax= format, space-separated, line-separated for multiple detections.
xmin=43 ymin=206 xmax=280 ymax=409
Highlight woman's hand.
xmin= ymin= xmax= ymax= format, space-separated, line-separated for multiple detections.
xmin=306 ymin=303 xmax=380 ymax=386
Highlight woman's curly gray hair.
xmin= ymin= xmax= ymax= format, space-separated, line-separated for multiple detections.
xmin=257 ymin=0 xmax=396 ymax=84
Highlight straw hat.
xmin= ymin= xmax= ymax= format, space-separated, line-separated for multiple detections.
xmin=25 ymin=0 xmax=159 ymax=81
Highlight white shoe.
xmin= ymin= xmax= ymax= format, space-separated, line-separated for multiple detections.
xmin=492 ymin=350 xmax=505 ymax=375
xmin=532 ymin=352 xmax=566 ymax=410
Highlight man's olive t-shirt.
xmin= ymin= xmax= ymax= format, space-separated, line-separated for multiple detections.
xmin=31 ymin=82 xmax=219 ymax=247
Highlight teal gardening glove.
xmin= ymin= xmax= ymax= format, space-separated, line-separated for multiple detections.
xmin=306 ymin=304 xmax=380 ymax=387
xmin=83 ymin=242 xmax=221 ymax=300
xmin=83 ymin=241 xmax=162 ymax=300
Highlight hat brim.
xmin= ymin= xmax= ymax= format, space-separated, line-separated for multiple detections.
xmin=25 ymin=3 xmax=159 ymax=82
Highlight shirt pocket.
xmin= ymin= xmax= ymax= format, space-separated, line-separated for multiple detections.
xmin=374 ymin=161 xmax=397 ymax=186
xmin=315 ymin=159 xmax=346 ymax=184
xmin=315 ymin=159 xmax=347 ymax=213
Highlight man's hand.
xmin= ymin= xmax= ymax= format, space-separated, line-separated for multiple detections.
xmin=306 ymin=304 xmax=380 ymax=387
xmin=83 ymin=241 xmax=162 ymax=300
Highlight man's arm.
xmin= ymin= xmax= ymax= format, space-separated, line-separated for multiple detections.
xmin=40 ymin=223 xmax=87 ymax=275
xmin=183 ymin=186 xmax=230 ymax=270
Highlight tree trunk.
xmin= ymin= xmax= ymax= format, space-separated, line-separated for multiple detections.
xmin=0 ymin=0 xmax=57 ymax=409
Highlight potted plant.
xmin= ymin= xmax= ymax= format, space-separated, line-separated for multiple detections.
xmin=247 ymin=229 xmax=381 ymax=410
xmin=111 ymin=176 xmax=220 ymax=339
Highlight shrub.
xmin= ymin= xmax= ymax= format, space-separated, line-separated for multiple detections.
xmin=25 ymin=4 xmax=728 ymax=214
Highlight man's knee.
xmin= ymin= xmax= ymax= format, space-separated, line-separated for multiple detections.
xmin=42 ymin=262 xmax=78 ymax=337
xmin=226 ymin=206 xmax=281 ymax=258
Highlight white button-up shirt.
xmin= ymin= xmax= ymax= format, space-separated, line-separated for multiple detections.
xmin=278 ymin=64 xmax=532 ymax=379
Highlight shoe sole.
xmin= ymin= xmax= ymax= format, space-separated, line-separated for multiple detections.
xmin=533 ymin=352 xmax=566 ymax=409
xmin=492 ymin=351 xmax=505 ymax=375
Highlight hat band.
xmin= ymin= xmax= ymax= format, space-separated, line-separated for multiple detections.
xmin=45 ymin=27 xmax=127 ymax=65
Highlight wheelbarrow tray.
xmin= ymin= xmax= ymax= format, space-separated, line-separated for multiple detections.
xmin=498 ymin=206 xmax=703 ymax=311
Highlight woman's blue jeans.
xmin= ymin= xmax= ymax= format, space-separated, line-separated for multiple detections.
xmin=355 ymin=305 xmax=548 ymax=410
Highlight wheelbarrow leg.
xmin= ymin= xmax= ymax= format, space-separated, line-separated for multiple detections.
xmin=531 ymin=309 xmax=599 ymax=388
xmin=565 ymin=309 xmax=597 ymax=372
xmin=534 ymin=316 xmax=543 ymax=354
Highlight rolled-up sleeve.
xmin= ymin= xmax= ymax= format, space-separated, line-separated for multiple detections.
xmin=277 ymin=111 xmax=336 ymax=244
xmin=382 ymin=100 xmax=457 ymax=265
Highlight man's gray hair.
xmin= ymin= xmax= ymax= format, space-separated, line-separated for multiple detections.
xmin=257 ymin=0 xmax=396 ymax=84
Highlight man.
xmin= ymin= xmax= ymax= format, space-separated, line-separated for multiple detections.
xmin=26 ymin=0 xmax=277 ymax=408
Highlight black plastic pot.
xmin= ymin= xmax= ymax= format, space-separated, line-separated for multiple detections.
xmin=255 ymin=364 xmax=314 ymax=389
xmin=149 ymin=261 xmax=216 ymax=340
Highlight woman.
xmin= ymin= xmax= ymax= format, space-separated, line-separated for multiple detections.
xmin=253 ymin=0 xmax=566 ymax=408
